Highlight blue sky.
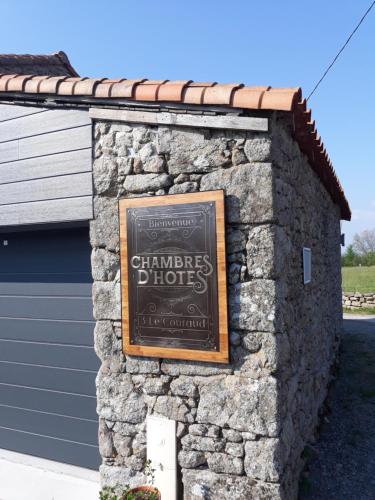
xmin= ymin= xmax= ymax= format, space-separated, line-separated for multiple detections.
xmin=1 ymin=0 xmax=374 ymax=245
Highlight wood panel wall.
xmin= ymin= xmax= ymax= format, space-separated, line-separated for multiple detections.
xmin=0 ymin=104 xmax=93 ymax=226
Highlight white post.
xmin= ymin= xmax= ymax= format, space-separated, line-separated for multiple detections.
xmin=147 ymin=415 xmax=177 ymax=500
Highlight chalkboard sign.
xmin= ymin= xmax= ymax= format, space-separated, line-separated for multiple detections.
xmin=119 ymin=190 xmax=228 ymax=363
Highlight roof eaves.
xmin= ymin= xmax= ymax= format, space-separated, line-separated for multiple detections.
xmin=0 ymin=74 xmax=350 ymax=220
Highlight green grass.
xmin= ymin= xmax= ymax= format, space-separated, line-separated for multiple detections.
xmin=343 ymin=306 xmax=375 ymax=315
xmin=342 ymin=266 xmax=375 ymax=293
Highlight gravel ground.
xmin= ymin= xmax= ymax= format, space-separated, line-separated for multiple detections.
xmin=300 ymin=315 xmax=375 ymax=499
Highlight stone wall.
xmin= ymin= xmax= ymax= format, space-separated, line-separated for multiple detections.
xmin=90 ymin=113 xmax=342 ymax=499
xmin=270 ymin=114 xmax=343 ymax=496
xmin=342 ymin=291 xmax=375 ymax=309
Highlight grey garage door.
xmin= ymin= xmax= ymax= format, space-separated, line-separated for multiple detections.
xmin=0 ymin=225 xmax=100 ymax=469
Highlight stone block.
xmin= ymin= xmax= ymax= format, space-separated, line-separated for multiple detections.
xmin=97 ymin=373 xmax=147 ymax=424
xmin=244 ymin=438 xmax=284 ymax=482
xmin=225 ymin=442 xmax=244 ymax=457
xmin=131 ymin=127 xmax=153 ymax=151
xmin=242 ymin=332 xmax=262 ymax=353
xmin=161 ymin=359 xmax=232 ymax=376
xmin=143 ymin=376 xmax=170 ymax=395
xmin=197 ymin=376 xmax=279 ymax=436
xmin=137 ymin=142 xmax=155 ymax=162
xmin=232 ymin=148 xmax=247 ymax=165
xmin=244 ymin=136 xmax=271 ymax=162
xmin=154 ymin=395 xmax=192 ymax=422
xmin=93 ymin=157 xmax=118 ymax=195
xmin=222 ymin=429 xmax=242 ymax=443
xmin=165 ymin=128 xmax=229 ymax=174
xmin=94 ymin=321 xmax=120 ymax=360
xmin=206 ymin=452 xmax=244 ymax=475
xmin=170 ymin=376 xmax=199 ymax=398
xmin=113 ymin=422 xmax=139 ymax=437
xmin=200 ymin=163 xmax=273 ymax=223
xmin=124 ymin=173 xmax=172 ymax=193
xmin=91 ymin=248 xmax=119 ymax=282
xmin=182 ymin=469 xmax=282 ymax=500
xmin=229 ymin=280 xmax=276 ymax=332
xmin=169 ymin=182 xmax=198 ymax=194
xmin=132 ymin=433 xmax=147 ymax=459
xmin=181 ymin=434 xmax=225 ymax=452
xmin=117 ymin=157 xmax=133 ymax=176
xmin=126 ymin=356 xmax=160 ymax=374
xmin=174 ymin=173 xmax=190 ymax=183
xmin=246 ymin=224 xmax=291 ymax=279
xmin=90 ymin=197 xmax=119 ymax=252
xmin=99 ymin=418 xmax=115 ymax=458
xmin=178 ymin=450 xmax=206 ymax=469
xmin=143 ymin=155 xmax=165 ymax=173
xmin=100 ymin=464 xmax=146 ymax=490
xmin=93 ymin=281 xmax=121 ymax=321
xmin=113 ymin=433 xmax=132 ymax=458
xmin=189 ymin=424 xmax=220 ymax=438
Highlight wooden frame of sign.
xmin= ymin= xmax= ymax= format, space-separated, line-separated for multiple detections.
xmin=119 ymin=190 xmax=229 ymax=363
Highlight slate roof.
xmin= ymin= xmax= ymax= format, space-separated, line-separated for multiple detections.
xmin=0 ymin=51 xmax=78 ymax=77
xmin=0 ymin=56 xmax=350 ymax=220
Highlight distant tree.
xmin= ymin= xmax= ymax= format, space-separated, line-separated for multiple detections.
xmin=363 ymin=251 xmax=375 ymax=267
xmin=341 ymin=244 xmax=357 ymax=267
xmin=353 ymin=228 xmax=375 ymax=255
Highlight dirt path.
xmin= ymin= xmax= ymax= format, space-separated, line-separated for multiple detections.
xmin=300 ymin=315 xmax=375 ymax=499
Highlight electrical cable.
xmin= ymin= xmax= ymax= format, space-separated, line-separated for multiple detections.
xmin=307 ymin=0 xmax=375 ymax=101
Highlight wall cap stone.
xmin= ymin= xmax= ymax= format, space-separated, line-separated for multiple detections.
xmin=89 ymin=108 xmax=268 ymax=132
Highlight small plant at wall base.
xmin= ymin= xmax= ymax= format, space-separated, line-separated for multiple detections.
xmin=99 ymin=486 xmax=160 ymax=500
xmin=99 ymin=460 xmax=160 ymax=500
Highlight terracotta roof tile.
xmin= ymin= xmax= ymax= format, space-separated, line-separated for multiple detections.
xmin=23 ymin=75 xmax=51 ymax=93
xmin=157 ymin=80 xmax=191 ymax=102
xmin=0 ymin=75 xmax=18 ymax=92
xmin=57 ymin=77 xmax=84 ymax=95
xmin=38 ymin=76 xmax=68 ymax=94
xmin=187 ymin=82 xmax=216 ymax=87
xmin=203 ymin=83 xmax=243 ymax=106
xmin=134 ymin=80 xmax=169 ymax=101
xmin=180 ymin=82 xmax=215 ymax=105
xmin=232 ymin=86 xmax=270 ymax=109
xmin=110 ymin=79 xmax=145 ymax=99
xmin=5 ymin=75 xmax=33 ymax=92
xmin=0 ymin=65 xmax=350 ymax=220
xmin=73 ymin=78 xmax=104 ymax=96
xmin=94 ymin=79 xmax=124 ymax=98
xmin=260 ymin=87 xmax=301 ymax=111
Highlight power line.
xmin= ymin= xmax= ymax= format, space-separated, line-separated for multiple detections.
xmin=307 ymin=0 xmax=375 ymax=101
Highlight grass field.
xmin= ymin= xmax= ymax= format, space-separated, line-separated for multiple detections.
xmin=342 ymin=266 xmax=375 ymax=293
xmin=343 ymin=306 xmax=375 ymax=315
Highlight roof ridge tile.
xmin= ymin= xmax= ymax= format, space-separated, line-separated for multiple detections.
xmin=0 ymin=52 xmax=78 ymax=77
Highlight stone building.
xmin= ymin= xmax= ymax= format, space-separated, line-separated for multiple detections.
xmin=0 ymin=52 xmax=350 ymax=500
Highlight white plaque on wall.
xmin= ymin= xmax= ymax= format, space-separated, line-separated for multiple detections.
xmin=303 ymin=247 xmax=312 ymax=284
